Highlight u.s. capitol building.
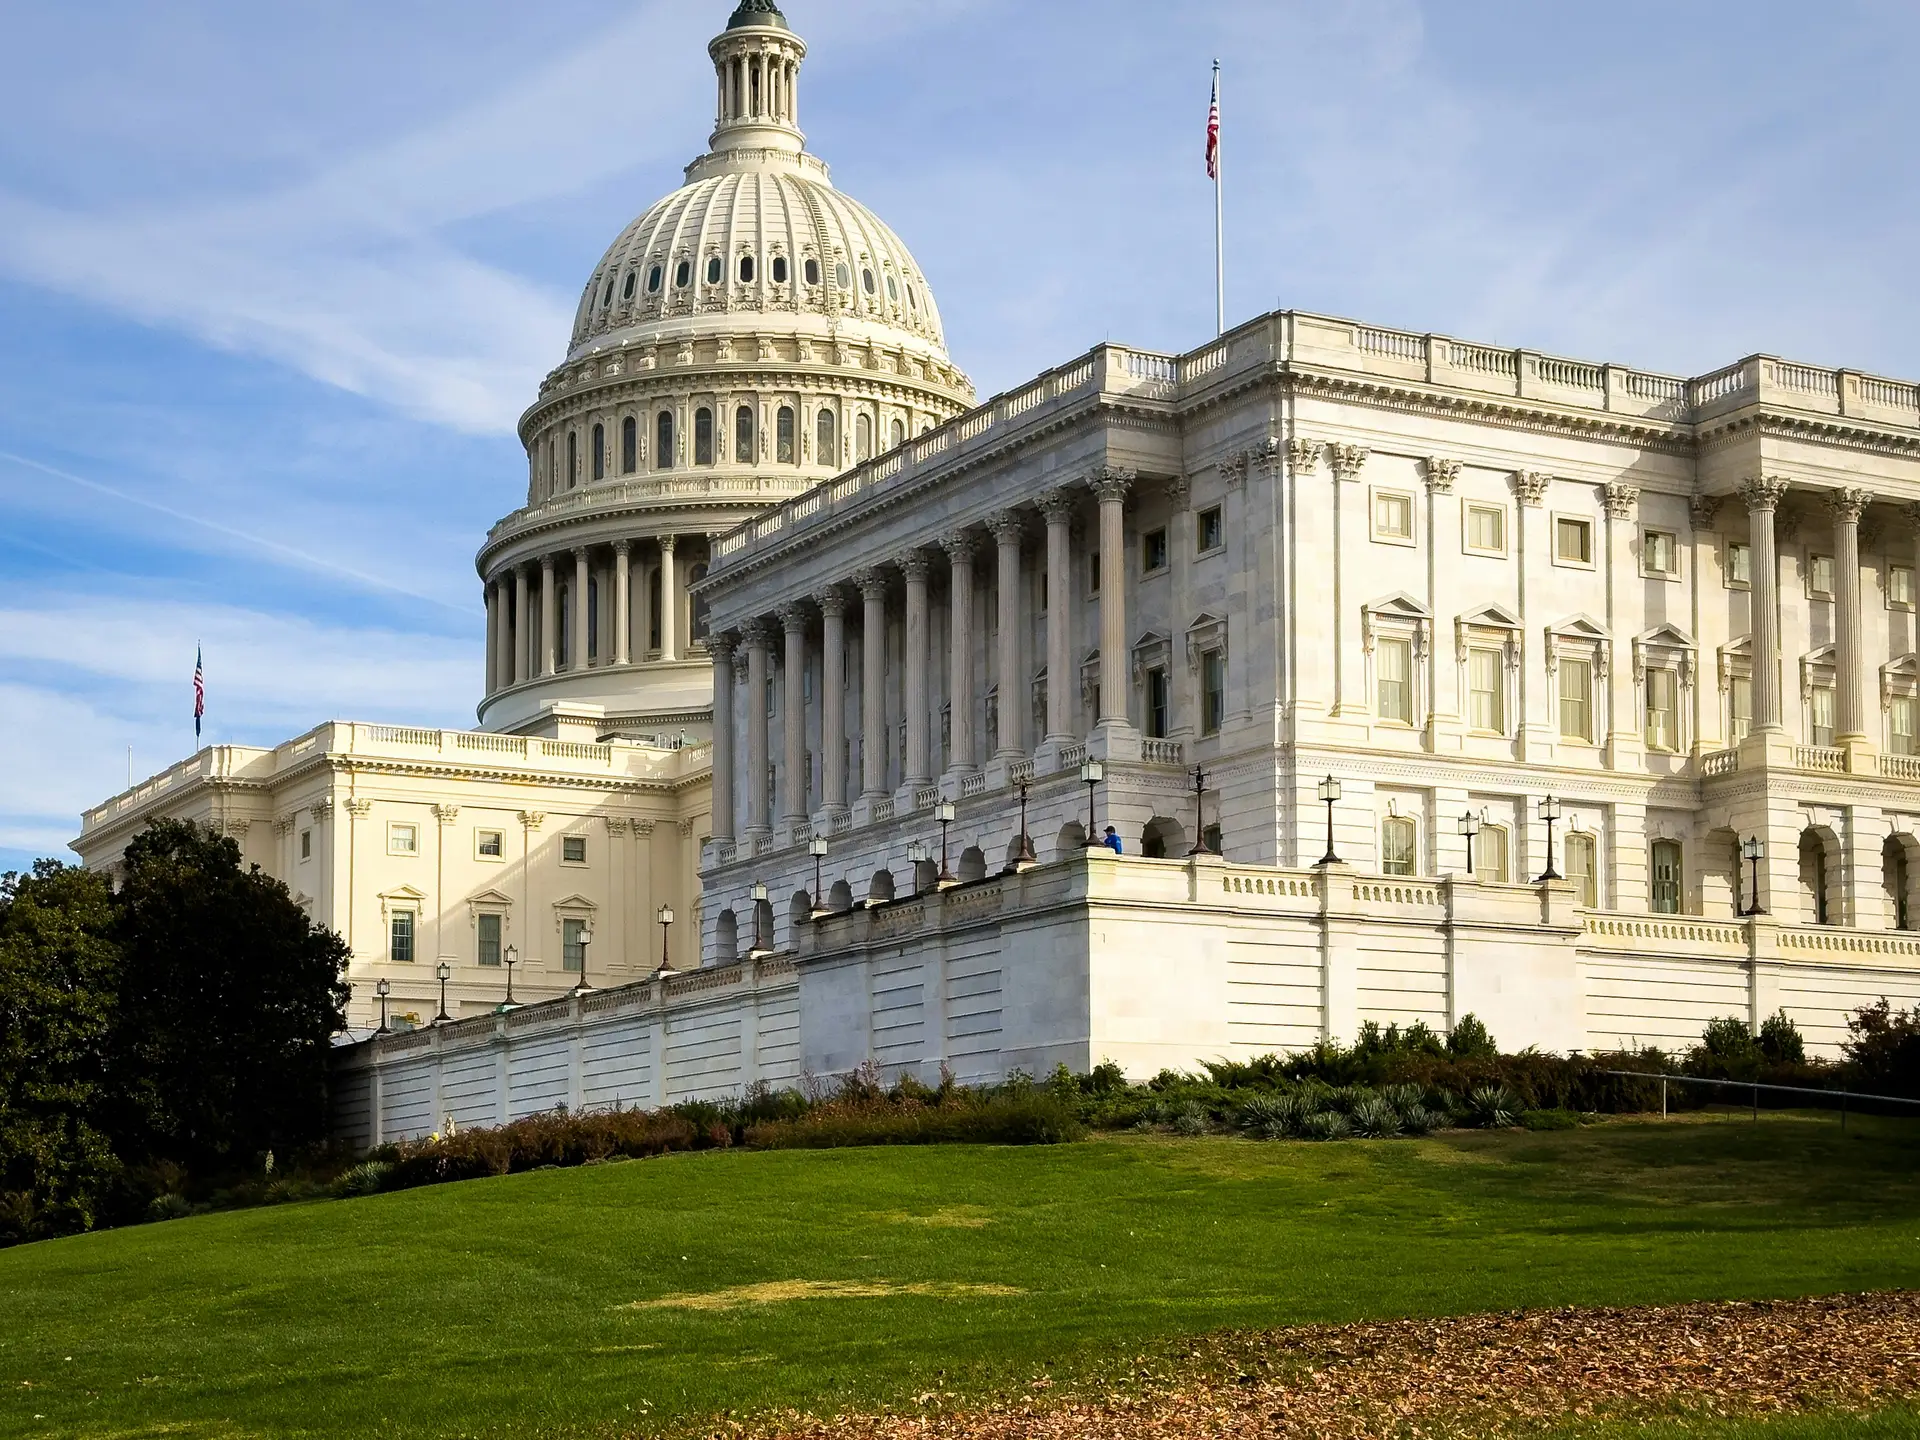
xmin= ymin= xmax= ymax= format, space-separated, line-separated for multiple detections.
xmin=75 ymin=2 xmax=1920 ymax=1139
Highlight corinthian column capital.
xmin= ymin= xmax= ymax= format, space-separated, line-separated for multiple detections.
xmin=1824 ymin=487 xmax=1872 ymax=524
xmin=853 ymin=566 xmax=889 ymax=600
xmin=1086 ymin=466 xmax=1135 ymax=503
xmin=1037 ymin=487 xmax=1079 ymax=525
xmin=1327 ymin=443 xmax=1370 ymax=481
xmin=1738 ymin=476 xmax=1791 ymax=513
xmin=1423 ymin=456 xmax=1461 ymax=493
xmin=986 ymin=509 xmax=1026 ymax=544
xmin=1603 ymin=482 xmax=1640 ymax=521
xmin=940 ymin=530 xmax=981 ymax=565
xmin=1287 ymin=437 xmax=1322 ymax=474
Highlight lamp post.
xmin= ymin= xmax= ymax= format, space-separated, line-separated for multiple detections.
xmin=1188 ymin=765 xmax=1209 ymax=855
xmin=1741 ymin=836 xmax=1765 ymax=915
xmin=374 ymin=976 xmax=391 ymax=1035
xmin=907 ymin=840 xmax=931 ymax=896
xmin=1009 ymin=777 xmax=1036 ymax=872
xmin=434 ymin=962 xmax=451 ymax=1024
xmin=570 ymin=926 xmax=594 ymax=997
xmin=748 ymin=880 xmax=769 ymax=957
xmin=1316 ymin=775 xmax=1342 ymax=866
xmin=656 ymin=904 xmax=675 ymax=974
xmin=502 ymin=944 xmax=518 ymax=1009
xmin=1535 ymin=795 xmax=1563 ymax=882
xmin=1079 ymin=758 xmax=1104 ymax=847
xmin=1458 ymin=811 xmax=1482 ymax=877
xmin=809 ymin=835 xmax=830 ymax=917
xmin=935 ymin=800 xmax=957 ymax=885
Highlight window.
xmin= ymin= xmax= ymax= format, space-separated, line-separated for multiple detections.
xmin=655 ymin=411 xmax=675 ymax=470
xmin=705 ymin=255 xmax=723 ymax=285
xmin=1376 ymin=638 xmax=1413 ymax=723
xmin=1643 ymin=529 xmax=1677 ymax=576
xmin=477 ymin=912 xmax=502 ymax=968
xmin=621 ymin=416 xmax=638 ymax=474
xmin=1892 ymin=565 xmax=1916 ymax=609
xmin=735 ymin=405 xmax=755 ymax=463
xmin=689 ymin=562 xmax=710 ymax=641
xmin=647 ymin=264 xmax=663 ymax=294
xmin=674 ymin=259 xmax=691 ymax=288
xmin=1726 ymin=541 xmax=1751 ymax=587
xmin=476 ymin=829 xmax=504 ymax=859
xmin=694 ymin=407 xmax=714 ymax=465
xmin=388 ymin=823 xmax=418 ymax=856
xmin=886 ymin=273 xmax=899 ymax=302
xmin=591 ymin=423 xmax=605 ymax=481
xmin=1465 ymin=503 xmax=1506 ymax=555
xmin=835 ymin=260 xmax=852 ymax=290
xmin=1202 ymin=649 xmax=1226 ymax=735
xmin=1555 ymin=517 xmax=1593 ymax=565
xmin=1650 ymin=839 xmax=1683 ymax=915
xmin=1730 ymin=676 xmax=1753 ymax=743
xmin=601 ymin=277 xmax=614 ymax=308
xmin=562 ymin=835 xmax=587 ymax=865
xmin=861 ymin=266 xmax=876 ymax=295
xmin=1809 ymin=554 xmax=1835 ymax=598
xmin=1145 ymin=666 xmax=1169 ymax=738
xmin=297 ymin=829 xmax=312 ymax=862
xmin=1811 ymin=685 xmax=1836 ymax=747
xmin=1373 ymin=491 xmax=1414 ymax=543
xmin=803 ymin=257 xmax=820 ymax=286
xmin=855 ymin=413 xmax=872 ymax=462
xmin=777 ymin=406 xmax=795 ymax=464
xmin=1895 ymin=696 xmax=1918 ymax=756
xmin=1565 ymin=832 xmax=1598 ymax=908
xmin=1381 ymin=817 xmax=1416 ymax=876
xmin=562 ymin=917 xmax=586 ymax=973
xmin=1197 ymin=506 xmax=1223 ymax=553
xmin=890 ymin=417 xmax=905 ymax=449
xmin=1141 ymin=528 xmax=1168 ymax=574
xmin=1645 ymin=668 xmax=1679 ymax=751
xmin=390 ymin=911 xmax=416 ymax=964
xmin=1468 ymin=648 xmax=1505 ymax=733
xmin=621 ymin=270 xmax=636 ymax=301
xmin=1559 ymin=658 xmax=1593 ymax=741
xmin=738 ymin=254 xmax=755 ymax=283
xmin=816 ymin=408 xmax=836 ymax=465
xmin=907 ymin=284 xmax=919 ymax=311
xmin=566 ymin=431 xmax=577 ymax=489
xmin=1477 ymin=824 xmax=1510 ymax=884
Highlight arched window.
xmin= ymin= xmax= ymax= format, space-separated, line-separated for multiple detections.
xmin=771 ymin=255 xmax=788 ymax=284
xmin=861 ymin=267 xmax=876 ymax=295
xmin=621 ymin=270 xmax=636 ymax=301
xmin=855 ymin=413 xmax=873 ymax=462
xmin=1476 ymin=824 xmax=1510 ymax=884
xmin=647 ymin=264 xmax=663 ymax=294
xmin=1566 ymin=832 xmax=1598 ymax=908
xmin=885 ymin=273 xmax=899 ymax=303
xmin=890 ymin=418 xmax=905 ymax=449
xmin=907 ymin=284 xmax=919 ymax=312
xmin=621 ymin=416 xmax=638 ymax=474
xmin=655 ymin=411 xmax=674 ymax=470
xmin=834 ymin=260 xmax=852 ymax=290
xmin=566 ymin=431 xmax=578 ymax=489
xmin=804 ymin=257 xmax=821 ymax=287
xmin=689 ymin=562 xmax=710 ymax=642
xmin=705 ymin=255 xmax=723 ymax=285
xmin=1381 ymin=817 xmax=1416 ymax=876
xmin=777 ymin=406 xmax=795 ymax=464
xmin=1651 ymin=839 xmax=1684 ymax=915
xmin=674 ymin=259 xmax=691 ymax=288
xmin=694 ymin=407 xmax=714 ymax=465
xmin=600 ymin=277 xmax=614 ymax=308
xmin=735 ymin=405 xmax=755 ymax=463
xmin=816 ymin=408 xmax=836 ymax=464
xmin=739 ymin=255 xmax=755 ymax=284
xmin=1885 ymin=835 xmax=1912 ymax=929
xmin=591 ymin=423 xmax=605 ymax=481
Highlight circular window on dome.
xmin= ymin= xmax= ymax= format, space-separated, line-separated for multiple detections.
xmin=771 ymin=255 xmax=788 ymax=284
xmin=706 ymin=256 xmax=723 ymax=285
xmin=622 ymin=271 xmax=637 ymax=301
xmin=739 ymin=255 xmax=755 ymax=283
xmin=674 ymin=260 xmax=692 ymax=288
xmin=861 ymin=267 xmax=876 ymax=296
xmin=647 ymin=264 xmax=664 ymax=294
xmin=886 ymin=274 xmax=899 ymax=303
xmin=804 ymin=257 xmax=820 ymax=287
xmin=834 ymin=260 xmax=852 ymax=290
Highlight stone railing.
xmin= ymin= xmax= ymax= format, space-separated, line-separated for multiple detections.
xmin=484 ymin=472 xmax=813 ymax=552
xmin=1794 ymin=746 xmax=1847 ymax=774
xmin=1141 ymin=738 xmax=1186 ymax=766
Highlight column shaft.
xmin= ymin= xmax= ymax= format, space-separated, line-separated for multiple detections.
xmin=658 ymin=536 xmax=680 ymax=661
xmin=859 ymin=572 xmax=888 ymax=797
xmin=944 ymin=534 xmax=978 ymax=773
xmin=614 ymin=542 xmax=633 ymax=666
xmin=903 ymin=553 xmax=932 ymax=784
xmin=1042 ymin=493 xmax=1074 ymax=740
xmin=821 ymin=593 xmax=847 ymax=811
xmin=782 ymin=605 xmax=808 ymax=822
xmin=573 ymin=549 xmax=591 ymax=669
xmin=539 ymin=558 xmax=557 ymax=677
xmin=1830 ymin=489 xmax=1872 ymax=740
xmin=1090 ymin=470 xmax=1133 ymax=726
xmin=484 ymin=582 xmax=500 ymax=695
xmin=990 ymin=514 xmax=1025 ymax=755
xmin=513 ymin=566 xmax=530 ymax=685
xmin=1740 ymin=479 xmax=1788 ymax=732
xmin=710 ymin=636 xmax=736 ymax=842
xmin=746 ymin=628 xmax=771 ymax=834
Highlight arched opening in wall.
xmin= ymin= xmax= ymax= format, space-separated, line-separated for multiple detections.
xmin=656 ymin=411 xmax=674 ymax=470
xmin=816 ymin=408 xmax=836 ymax=466
xmin=1203 ymin=823 xmax=1224 ymax=857
xmin=1565 ymin=830 xmax=1599 ymax=908
xmin=912 ymin=857 xmax=940 ymax=895
xmin=591 ymin=423 xmax=605 ymax=481
xmin=751 ymin=896 xmax=776 ymax=955
xmin=1142 ymin=816 xmax=1186 ymax=859
xmin=867 ymin=869 xmax=896 ymax=906
xmin=715 ymin=910 xmax=738 ymax=964
xmin=890 ymin=418 xmax=906 ymax=450
xmin=1884 ymin=833 xmax=1920 ymax=929
xmin=777 ymin=406 xmax=795 ymax=464
xmin=689 ymin=563 xmax=710 ymax=643
xmin=855 ymin=413 xmax=873 ymax=463
xmin=694 ymin=407 xmax=715 ymax=466
xmin=787 ymin=890 xmax=812 ymax=944
xmin=1650 ymin=838 xmax=1684 ymax=915
xmin=1053 ymin=820 xmax=1086 ymax=859
xmin=828 ymin=879 xmax=854 ymax=913
xmin=1003 ymin=834 xmax=1030 ymax=871
xmin=958 ymin=846 xmax=987 ymax=883
xmin=735 ymin=405 xmax=755 ymax=463
xmin=621 ymin=416 xmax=638 ymax=474
xmin=1799 ymin=828 xmax=1839 ymax=925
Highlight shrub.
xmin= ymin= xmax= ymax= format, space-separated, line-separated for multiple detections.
xmin=1169 ymin=1102 xmax=1210 ymax=1136
xmin=1521 ymin=1108 xmax=1580 ymax=1131
xmin=1349 ymin=1094 xmax=1401 ymax=1138
xmin=1302 ymin=1111 xmax=1351 ymax=1141
xmin=1398 ymin=1103 xmax=1440 ymax=1137
xmin=1447 ymin=1014 xmax=1498 ymax=1060
xmin=146 ymin=1192 xmax=193 ymax=1222
xmin=1465 ymin=1086 xmax=1519 ymax=1129
xmin=1759 ymin=1010 xmax=1806 ymax=1065
xmin=1236 ymin=1093 xmax=1294 ymax=1135
xmin=1843 ymin=999 xmax=1920 ymax=1098
xmin=743 ymin=1091 xmax=1081 ymax=1149
xmin=333 ymin=1161 xmax=393 ymax=1198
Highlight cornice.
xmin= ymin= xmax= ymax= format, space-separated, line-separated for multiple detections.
xmin=1696 ymin=408 xmax=1920 ymax=461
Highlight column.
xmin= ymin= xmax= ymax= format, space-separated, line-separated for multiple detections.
xmin=658 ymin=535 xmax=680 ymax=661
xmin=484 ymin=581 xmax=500 ymax=695
xmin=572 ymin=549 xmax=591 ymax=670
xmin=1327 ymin=445 xmax=1369 ymax=716
xmin=943 ymin=531 xmax=979 ymax=774
xmin=1740 ymin=478 xmax=1789 ymax=732
xmin=614 ymin=541 xmax=633 ymax=666
xmin=1040 ymin=490 xmax=1076 ymax=742
xmin=539 ymin=556 xmax=558 ymax=677
xmin=1604 ymin=482 xmax=1640 ymax=765
xmin=819 ymin=589 xmax=848 ymax=812
xmin=781 ymin=602 xmax=808 ymax=824
xmin=1088 ymin=467 xmax=1134 ymax=728
xmin=1828 ymin=487 xmax=1872 ymax=745
xmin=989 ymin=511 xmax=1025 ymax=757
xmin=512 ymin=565 xmax=530 ymax=685
xmin=746 ymin=622 xmax=772 ymax=836
xmin=857 ymin=569 xmax=889 ymax=798
xmin=902 ymin=551 xmax=933 ymax=786
xmin=710 ymin=634 xmax=736 ymax=843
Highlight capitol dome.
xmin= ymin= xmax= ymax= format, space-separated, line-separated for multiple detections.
xmin=474 ymin=0 xmax=975 ymax=742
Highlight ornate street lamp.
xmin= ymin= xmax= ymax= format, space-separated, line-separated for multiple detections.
xmin=656 ymin=904 xmax=676 ymax=974
xmin=1188 ymin=765 xmax=1210 ymax=855
xmin=1458 ymin=811 xmax=1482 ymax=877
xmin=570 ymin=926 xmax=595 ymax=997
xmin=1741 ymin=836 xmax=1765 ymax=916
xmin=1008 ymin=776 xmax=1037 ymax=872
xmin=935 ymin=800 xmax=957 ymax=885
xmin=809 ymin=835 xmax=831 ymax=917
xmin=748 ymin=880 xmax=770 ymax=957
xmin=502 ymin=944 xmax=519 ymax=1009
xmin=374 ymin=976 xmax=391 ymax=1035
xmin=1535 ymin=795 xmax=1563 ymax=882
xmin=434 ymin=961 xmax=451 ymax=1024
xmin=1316 ymin=776 xmax=1342 ymax=866
xmin=907 ymin=840 xmax=931 ymax=896
xmin=1079 ymin=759 xmax=1105 ymax=847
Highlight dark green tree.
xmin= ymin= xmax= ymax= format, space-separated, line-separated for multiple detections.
xmin=1843 ymin=999 xmax=1920 ymax=1098
xmin=0 ymin=861 xmax=122 ymax=1242
xmin=109 ymin=820 xmax=351 ymax=1167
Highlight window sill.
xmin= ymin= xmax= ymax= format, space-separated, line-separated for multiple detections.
xmin=1550 ymin=557 xmax=1597 ymax=572
xmin=1371 ymin=533 xmax=1416 ymax=549
xmin=1640 ymin=569 xmax=1682 ymax=583
xmin=1195 ymin=545 xmax=1226 ymax=560
xmin=1463 ymin=546 xmax=1508 ymax=560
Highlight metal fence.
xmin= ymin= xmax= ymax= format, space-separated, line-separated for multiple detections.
xmin=1596 ymin=1070 xmax=1920 ymax=1130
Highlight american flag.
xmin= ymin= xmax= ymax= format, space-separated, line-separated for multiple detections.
xmin=193 ymin=647 xmax=205 ymax=740
xmin=1205 ymin=65 xmax=1220 ymax=180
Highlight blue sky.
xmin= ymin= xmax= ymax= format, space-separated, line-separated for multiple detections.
xmin=3 ymin=0 xmax=1918 ymax=869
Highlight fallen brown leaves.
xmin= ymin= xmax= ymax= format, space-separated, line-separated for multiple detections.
xmin=745 ymin=1292 xmax=1920 ymax=1439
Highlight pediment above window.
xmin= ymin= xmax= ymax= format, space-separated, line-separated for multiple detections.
xmin=1185 ymin=613 xmax=1227 ymax=671
xmin=1130 ymin=630 xmax=1170 ymax=683
xmin=377 ymin=884 xmax=426 ymax=918
xmin=1633 ymin=623 xmax=1697 ymax=684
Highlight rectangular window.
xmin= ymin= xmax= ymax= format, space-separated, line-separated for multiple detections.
xmin=1141 ymin=528 xmax=1168 ymax=574
xmin=1559 ymin=658 xmax=1592 ymax=741
xmin=476 ymin=829 xmax=504 ymax=859
xmin=388 ymin=822 xmax=417 ymax=856
xmin=1197 ymin=506 xmax=1224 ymax=553
xmin=1555 ymin=517 xmax=1593 ymax=565
xmin=1893 ymin=695 xmax=1917 ymax=756
xmin=1565 ymin=832 xmax=1598 ymax=908
xmin=299 ymin=829 xmax=312 ymax=861
xmin=1810 ymin=554 xmax=1835 ymax=598
xmin=1465 ymin=504 xmax=1506 ymax=555
xmin=1381 ymin=817 xmax=1416 ymax=877
xmin=1892 ymin=565 xmax=1916 ymax=609
xmin=1477 ymin=825 xmax=1510 ymax=885
xmin=1643 ymin=529 xmax=1677 ymax=576
xmin=1201 ymin=649 xmax=1226 ymax=735
xmin=1645 ymin=668 xmax=1679 ymax=751
xmin=1468 ymin=648 xmax=1505 ymax=733
xmin=562 ymin=835 xmax=588 ymax=865
xmin=1145 ymin=666 xmax=1169 ymax=738
xmin=1811 ymin=685 xmax=1836 ymax=747
xmin=1373 ymin=491 xmax=1414 ymax=542
xmin=1376 ymin=637 xmax=1413 ymax=723
xmin=562 ymin=917 xmax=586 ymax=973
xmin=477 ymin=913 xmax=502 ymax=967
xmin=1726 ymin=541 xmax=1752 ymax=587
xmin=1730 ymin=676 xmax=1753 ymax=743
xmin=390 ymin=911 xmax=415 ymax=965
xmin=1650 ymin=839 xmax=1683 ymax=915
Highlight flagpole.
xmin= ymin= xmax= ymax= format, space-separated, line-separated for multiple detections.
xmin=1213 ymin=59 xmax=1224 ymax=337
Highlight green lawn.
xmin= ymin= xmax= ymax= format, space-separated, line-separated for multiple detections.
xmin=2 ymin=1114 xmax=1917 ymax=1439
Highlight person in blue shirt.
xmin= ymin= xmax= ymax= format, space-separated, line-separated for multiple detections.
xmin=1103 ymin=825 xmax=1123 ymax=854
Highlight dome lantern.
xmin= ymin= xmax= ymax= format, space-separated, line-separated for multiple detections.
xmin=706 ymin=1 xmax=807 ymax=166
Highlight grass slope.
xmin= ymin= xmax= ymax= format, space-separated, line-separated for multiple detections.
xmin=3 ymin=1115 xmax=1917 ymax=1439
